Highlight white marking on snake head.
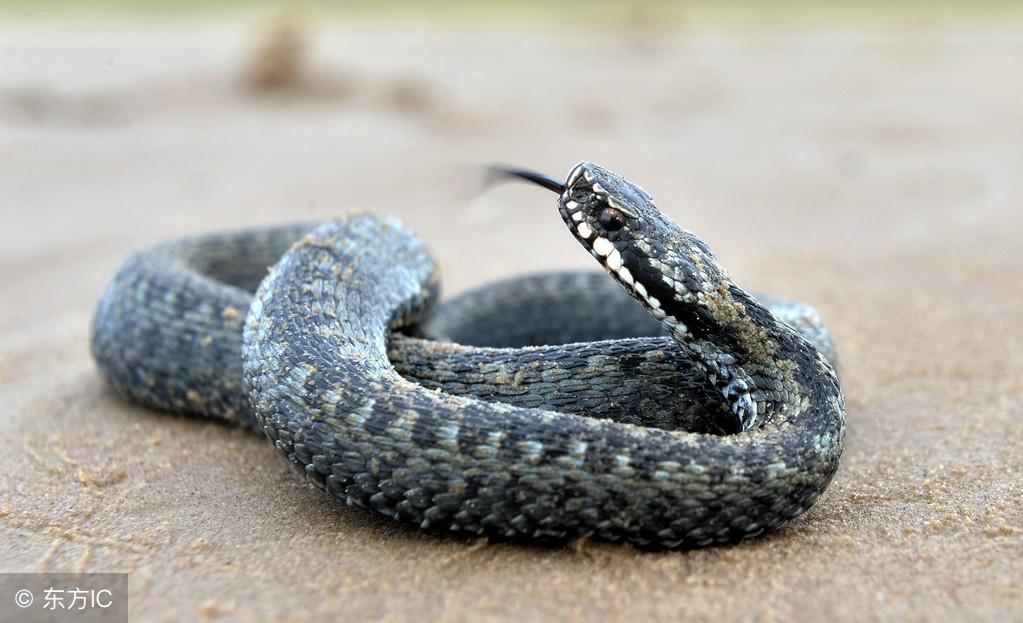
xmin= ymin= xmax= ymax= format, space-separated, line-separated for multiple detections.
xmin=592 ymin=237 xmax=614 ymax=257
xmin=576 ymin=222 xmax=594 ymax=240
xmin=567 ymin=165 xmax=585 ymax=187
xmin=606 ymin=248 xmax=623 ymax=271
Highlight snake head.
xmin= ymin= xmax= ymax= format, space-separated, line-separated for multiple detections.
xmin=490 ymin=161 xmax=726 ymax=341
xmin=556 ymin=162 xmax=730 ymax=341
xmin=558 ymin=162 xmax=657 ymax=284
xmin=492 ymin=161 xmax=759 ymax=347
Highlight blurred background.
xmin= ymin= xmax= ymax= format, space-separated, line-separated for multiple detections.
xmin=2 ymin=2 xmax=1021 ymax=621
xmin=4 ymin=1 xmax=1021 ymax=293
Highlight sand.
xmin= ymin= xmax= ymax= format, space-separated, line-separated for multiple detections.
xmin=1 ymin=12 xmax=1021 ymax=622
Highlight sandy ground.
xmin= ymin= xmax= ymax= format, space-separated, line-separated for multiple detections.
xmin=1 ymin=13 xmax=1022 ymax=622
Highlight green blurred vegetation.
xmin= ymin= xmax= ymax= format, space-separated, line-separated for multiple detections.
xmin=0 ymin=0 xmax=1018 ymax=28
xmin=1 ymin=0 xmax=1019 ymax=19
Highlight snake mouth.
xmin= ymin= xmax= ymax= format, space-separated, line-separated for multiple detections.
xmin=561 ymin=201 xmax=673 ymax=328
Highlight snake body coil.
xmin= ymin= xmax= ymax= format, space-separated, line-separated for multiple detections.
xmin=92 ymin=163 xmax=844 ymax=548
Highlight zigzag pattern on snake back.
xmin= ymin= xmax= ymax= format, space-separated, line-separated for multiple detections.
xmin=91 ymin=162 xmax=845 ymax=548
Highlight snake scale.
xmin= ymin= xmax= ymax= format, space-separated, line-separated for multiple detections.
xmin=91 ymin=162 xmax=845 ymax=548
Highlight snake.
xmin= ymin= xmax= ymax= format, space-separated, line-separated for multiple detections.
xmin=91 ymin=162 xmax=845 ymax=548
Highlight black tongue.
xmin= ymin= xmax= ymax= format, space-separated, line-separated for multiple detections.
xmin=485 ymin=165 xmax=566 ymax=194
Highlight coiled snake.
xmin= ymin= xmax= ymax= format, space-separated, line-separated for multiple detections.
xmin=91 ymin=162 xmax=845 ymax=548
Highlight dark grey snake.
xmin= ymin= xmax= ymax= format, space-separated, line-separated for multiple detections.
xmin=91 ymin=162 xmax=844 ymax=548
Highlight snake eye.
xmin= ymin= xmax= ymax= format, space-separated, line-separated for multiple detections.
xmin=598 ymin=207 xmax=626 ymax=231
